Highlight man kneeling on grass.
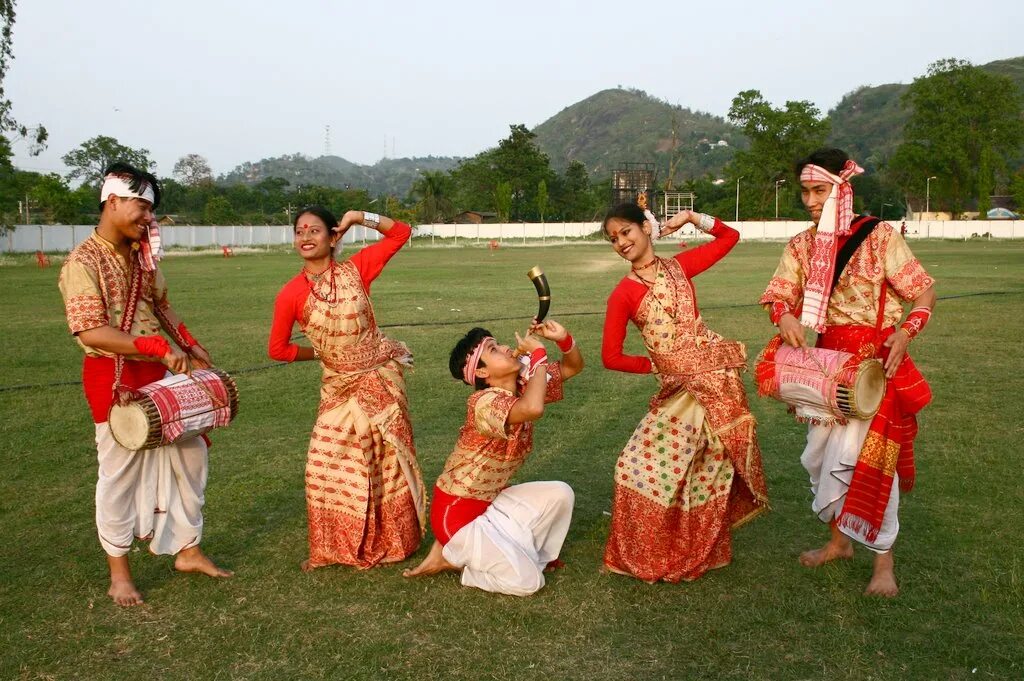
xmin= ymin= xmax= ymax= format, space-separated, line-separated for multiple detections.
xmin=404 ymin=321 xmax=584 ymax=595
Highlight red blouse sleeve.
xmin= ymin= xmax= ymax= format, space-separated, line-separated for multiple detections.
xmin=601 ymin=280 xmax=653 ymax=374
xmin=674 ymin=219 xmax=739 ymax=278
xmin=268 ymin=275 xmax=308 ymax=362
xmin=348 ymin=221 xmax=411 ymax=292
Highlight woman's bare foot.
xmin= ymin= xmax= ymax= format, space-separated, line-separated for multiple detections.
xmin=403 ymin=541 xmax=457 ymax=578
xmin=300 ymin=559 xmax=319 ymax=573
xmin=174 ymin=547 xmax=234 ymax=577
xmin=106 ymin=555 xmax=144 ymax=607
xmin=864 ymin=550 xmax=898 ymax=597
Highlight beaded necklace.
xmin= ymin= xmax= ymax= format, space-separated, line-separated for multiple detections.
xmin=304 ymin=260 xmax=339 ymax=305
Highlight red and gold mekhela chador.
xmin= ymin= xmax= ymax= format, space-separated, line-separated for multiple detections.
xmin=602 ymin=220 xmax=769 ymax=582
xmin=269 ymin=223 xmax=425 ymax=568
xmin=760 ymin=219 xmax=934 ymax=546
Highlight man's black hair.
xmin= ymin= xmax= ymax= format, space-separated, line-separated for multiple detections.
xmin=794 ymin=148 xmax=850 ymax=178
xmin=449 ymin=327 xmax=493 ymax=390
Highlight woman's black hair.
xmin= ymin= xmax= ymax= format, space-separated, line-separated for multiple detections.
xmin=98 ymin=161 xmax=162 ymax=211
xmin=449 ymin=327 xmax=493 ymax=390
xmin=794 ymin=148 xmax=850 ymax=178
xmin=293 ymin=205 xmax=339 ymax=231
xmin=601 ymin=202 xmax=648 ymax=237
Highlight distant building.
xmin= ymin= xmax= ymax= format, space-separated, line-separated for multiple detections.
xmin=453 ymin=211 xmax=499 ymax=224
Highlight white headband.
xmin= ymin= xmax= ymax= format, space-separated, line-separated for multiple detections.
xmin=100 ymin=174 xmax=155 ymax=205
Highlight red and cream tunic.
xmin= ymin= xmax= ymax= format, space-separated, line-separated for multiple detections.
xmin=431 ymin=363 xmax=564 ymax=545
xmin=59 ymin=232 xmax=172 ymax=422
xmin=268 ymin=222 xmax=426 ymax=569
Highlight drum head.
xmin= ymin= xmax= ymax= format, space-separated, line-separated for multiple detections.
xmin=853 ymin=360 xmax=886 ymax=419
xmin=108 ymin=402 xmax=153 ymax=451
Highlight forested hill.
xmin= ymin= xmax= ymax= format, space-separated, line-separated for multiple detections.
xmin=216 ymin=56 xmax=1023 ymax=194
xmin=827 ymin=56 xmax=1024 ymax=169
xmin=531 ymin=88 xmax=743 ymax=180
xmin=218 ymin=154 xmax=460 ymax=196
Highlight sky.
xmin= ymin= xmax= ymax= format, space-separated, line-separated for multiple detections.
xmin=6 ymin=0 xmax=1023 ymax=180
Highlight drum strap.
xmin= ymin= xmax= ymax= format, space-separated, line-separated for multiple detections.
xmin=831 ymin=215 xmax=880 ymax=290
xmin=112 ymin=260 xmax=145 ymax=405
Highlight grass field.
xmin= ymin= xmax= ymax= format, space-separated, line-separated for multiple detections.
xmin=1 ymin=239 xmax=1022 ymax=680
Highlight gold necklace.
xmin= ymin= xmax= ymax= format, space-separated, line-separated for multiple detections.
xmin=631 ymin=258 xmax=657 ymax=273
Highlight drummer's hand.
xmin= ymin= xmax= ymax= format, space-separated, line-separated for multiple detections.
xmin=528 ymin=319 xmax=567 ymax=343
xmin=189 ymin=344 xmax=212 ymax=370
xmin=778 ymin=313 xmax=807 ymax=348
xmin=882 ymin=329 xmax=910 ymax=378
xmin=515 ymin=331 xmax=544 ymax=357
xmin=162 ymin=346 xmax=191 ymax=374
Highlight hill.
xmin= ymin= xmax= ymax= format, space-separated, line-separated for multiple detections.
xmin=531 ymin=88 xmax=743 ymax=181
xmin=218 ymin=154 xmax=460 ymax=196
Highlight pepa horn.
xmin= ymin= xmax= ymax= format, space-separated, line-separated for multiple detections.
xmin=527 ymin=266 xmax=551 ymax=322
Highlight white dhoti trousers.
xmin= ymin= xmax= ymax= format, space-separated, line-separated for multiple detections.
xmin=442 ymin=481 xmax=574 ymax=597
xmin=94 ymin=423 xmax=208 ymax=557
xmin=801 ymin=417 xmax=900 ymax=553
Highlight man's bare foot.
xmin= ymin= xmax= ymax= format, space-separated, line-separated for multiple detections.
xmin=799 ymin=541 xmax=854 ymax=567
xmin=800 ymin=524 xmax=854 ymax=567
xmin=174 ymin=547 xmax=234 ymax=577
xmin=544 ymin=559 xmax=565 ymax=573
xmin=403 ymin=541 xmax=457 ymax=578
xmin=864 ymin=550 xmax=898 ymax=597
xmin=108 ymin=578 xmax=144 ymax=607
xmin=106 ymin=554 xmax=143 ymax=607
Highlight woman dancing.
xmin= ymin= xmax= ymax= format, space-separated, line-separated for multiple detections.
xmin=601 ymin=203 xmax=768 ymax=582
xmin=269 ymin=206 xmax=425 ymax=570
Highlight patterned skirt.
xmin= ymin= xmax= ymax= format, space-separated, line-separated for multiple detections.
xmin=603 ymin=372 xmax=766 ymax=582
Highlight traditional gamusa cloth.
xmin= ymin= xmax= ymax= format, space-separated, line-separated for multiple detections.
xmin=430 ymin=363 xmax=573 ymax=596
xmin=601 ymin=219 xmax=769 ymax=582
xmin=760 ymin=218 xmax=934 ymax=549
xmin=269 ymin=223 xmax=425 ymax=568
xmin=59 ymin=231 xmax=209 ymax=556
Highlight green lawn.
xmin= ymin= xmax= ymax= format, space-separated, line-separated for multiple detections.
xmin=1 ymin=240 xmax=1022 ymax=680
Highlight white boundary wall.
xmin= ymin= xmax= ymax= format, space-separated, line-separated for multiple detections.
xmin=4 ymin=220 xmax=1021 ymax=253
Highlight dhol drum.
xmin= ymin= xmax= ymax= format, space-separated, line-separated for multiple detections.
xmin=755 ymin=336 xmax=884 ymax=424
xmin=108 ymin=368 xmax=239 ymax=451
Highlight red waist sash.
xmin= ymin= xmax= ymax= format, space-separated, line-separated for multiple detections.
xmin=430 ymin=485 xmax=491 ymax=545
xmin=82 ymin=356 xmax=166 ymax=424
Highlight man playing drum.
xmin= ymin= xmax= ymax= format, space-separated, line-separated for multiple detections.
xmin=760 ymin=148 xmax=936 ymax=597
xmin=58 ymin=163 xmax=232 ymax=607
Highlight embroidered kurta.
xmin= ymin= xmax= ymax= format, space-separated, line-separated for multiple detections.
xmin=269 ymin=223 xmax=425 ymax=568
xmin=602 ymin=221 xmax=769 ymax=582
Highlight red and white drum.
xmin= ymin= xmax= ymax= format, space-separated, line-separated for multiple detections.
xmin=755 ymin=336 xmax=884 ymax=423
xmin=108 ymin=368 xmax=239 ymax=451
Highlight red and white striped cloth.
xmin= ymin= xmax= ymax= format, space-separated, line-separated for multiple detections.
xmin=799 ymin=160 xmax=865 ymax=332
xmin=139 ymin=370 xmax=233 ymax=444
xmin=138 ymin=219 xmax=163 ymax=272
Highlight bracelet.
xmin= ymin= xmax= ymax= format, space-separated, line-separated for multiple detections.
xmin=362 ymin=211 xmax=381 ymax=228
xmin=556 ymin=334 xmax=575 ymax=353
xmin=312 ymin=346 xmax=321 ymax=360
xmin=134 ymin=335 xmax=171 ymax=358
xmin=900 ymin=307 xmax=932 ymax=341
xmin=696 ymin=213 xmax=716 ymax=233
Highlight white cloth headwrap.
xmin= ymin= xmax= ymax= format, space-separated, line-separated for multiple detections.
xmin=100 ymin=174 xmax=156 ymax=205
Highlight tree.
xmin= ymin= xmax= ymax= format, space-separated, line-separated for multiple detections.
xmin=203 ymin=195 xmax=237 ymax=225
xmin=172 ymin=153 xmax=213 ymax=187
xmin=494 ymin=181 xmax=512 ymax=222
xmin=0 ymin=1 xmax=46 ymax=155
xmin=409 ymin=170 xmax=455 ymax=223
xmin=727 ymin=90 xmax=830 ymax=218
xmin=62 ymin=135 xmax=155 ymax=186
xmin=536 ymin=179 xmax=548 ymax=222
xmin=554 ymin=160 xmax=599 ymax=221
xmin=890 ymin=59 xmax=1024 ymax=215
